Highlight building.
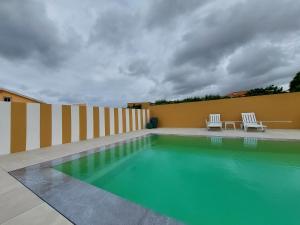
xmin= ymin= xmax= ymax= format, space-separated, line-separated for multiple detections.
xmin=226 ymin=91 xmax=247 ymax=98
xmin=0 ymin=88 xmax=45 ymax=104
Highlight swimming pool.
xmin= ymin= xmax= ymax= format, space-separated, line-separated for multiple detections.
xmin=55 ymin=135 xmax=300 ymax=225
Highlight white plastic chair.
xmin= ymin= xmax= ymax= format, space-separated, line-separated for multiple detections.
xmin=206 ymin=114 xmax=222 ymax=130
xmin=241 ymin=113 xmax=266 ymax=132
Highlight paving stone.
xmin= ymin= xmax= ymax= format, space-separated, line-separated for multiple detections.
xmin=0 ymin=186 xmax=42 ymax=224
xmin=1 ymin=203 xmax=72 ymax=225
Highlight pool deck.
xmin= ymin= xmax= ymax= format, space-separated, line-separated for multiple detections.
xmin=0 ymin=128 xmax=300 ymax=225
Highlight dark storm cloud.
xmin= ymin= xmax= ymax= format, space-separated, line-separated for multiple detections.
xmin=164 ymin=67 xmax=216 ymax=95
xmin=146 ymin=0 xmax=209 ymax=29
xmin=0 ymin=0 xmax=299 ymax=106
xmin=0 ymin=0 xmax=80 ymax=67
xmin=227 ymin=44 xmax=288 ymax=77
xmin=89 ymin=8 xmax=138 ymax=48
xmin=173 ymin=0 xmax=300 ymax=69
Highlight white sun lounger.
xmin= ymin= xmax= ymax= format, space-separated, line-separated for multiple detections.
xmin=206 ymin=114 xmax=222 ymax=130
xmin=241 ymin=112 xmax=267 ymax=132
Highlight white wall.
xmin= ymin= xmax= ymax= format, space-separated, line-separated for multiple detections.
xmin=126 ymin=109 xmax=130 ymax=132
xmin=86 ymin=106 xmax=94 ymax=139
xmin=0 ymin=102 xmax=11 ymax=155
xmin=51 ymin=105 xmax=62 ymax=145
xmin=99 ymin=107 xmax=105 ymax=136
xmin=109 ymin=108 xmax=115 ymax=135
xmin=71 ymin=105 xmax=80 ymax=142
xmin=26 ymin=103 xmax=40 ymax=150
xmin=118 ymin=108 xmax=123 ymax=134
xmin=132 ymin=109 xmax=136 ymax=131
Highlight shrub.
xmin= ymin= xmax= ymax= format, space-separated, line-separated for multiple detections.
xmin=246 ymin=85 xmax=284 ymax=96
xmin=290 ymin=72 xmax=300 ymax=92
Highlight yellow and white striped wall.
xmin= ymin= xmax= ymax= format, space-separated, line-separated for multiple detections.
xmin=0 ymin=102 xmax=150 ymax=155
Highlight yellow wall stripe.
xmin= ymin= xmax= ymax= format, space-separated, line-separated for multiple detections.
xmin=11 ymin=103 xmax=26 ymax=153
xmin=141 ymin=109 xmax=144 ymax=129
xmin=135 ymin=109 xmax=139 ymax=130
xmin=129 ymin=109 xmax=133 ymax=131
xmin=93 ymin=107 xmax=99 ymax=138
xmin=79 ymin=105 xmax=87 ymax=140
xmin=114 ymin=108 xmax=119 ymax=135
xmin=62 ymin=105 xmax=71 ymax=144
xmin=122 ymin=108 xmax=126 ymax=133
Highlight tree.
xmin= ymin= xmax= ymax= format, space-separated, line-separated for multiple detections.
xmin=290 ymin=72 xmax=300 ymax=92
xmin=246 ymin=85 xmax=283 ymax=96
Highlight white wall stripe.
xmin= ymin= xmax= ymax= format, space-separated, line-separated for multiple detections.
xmin=125 ymin=109 xmax=130 ymax=132
xmin=26 ymin=103 xmax=40 ymax=150
xmin=109 ymin=108 xmax=115 ymax=135
xmin=51 ymin=105 xmax=62 ymax=146
xmin=99 ymin=107 xmax=105 ymax=137
xmin=0 ymin=102 xmax=11 ymax=155
xmin=137 ymin=109 xmax=141 ymax=130
xmin=147 ymin=109 xmax=150 ymax=123
xmin=132 ymin=109 xmax=136 ymax=131
xmin=71 ymin=105 xmax=80 ymax=142
xmin=142 ymin=109 xmax=146 ymax=129
xmin=118 ymin=108 xmax=123 ymax=134
xmin=86 ymin=106 xmax=94 ymax=139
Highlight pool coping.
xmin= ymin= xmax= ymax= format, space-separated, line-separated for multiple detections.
xmin=153 ymin=132 xmax=300 ymax=142
xmin=151 ymin=128 xmax=300 ymax=142
xmin=9 ymin=134 xmax=184 ymax=225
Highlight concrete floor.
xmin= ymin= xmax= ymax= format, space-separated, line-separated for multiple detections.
xmin=0 ymin=128 xmax=299 ymax=225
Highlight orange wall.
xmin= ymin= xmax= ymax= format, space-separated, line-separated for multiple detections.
xmin=150 ymin=93 xmax=300 ymax=129
xmin=0 ymin=91 xmax=38 ymax=103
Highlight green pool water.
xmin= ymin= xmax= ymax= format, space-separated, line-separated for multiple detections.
xmin=55 ymin=135 xmax=300 ymax=225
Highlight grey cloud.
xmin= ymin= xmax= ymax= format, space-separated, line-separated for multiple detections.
xmin=0 ymin=0 xmax=80 ymax=67
xmin=58 ymin=94 xmax=102 ymax=105
xmin=146 ymin=0 xmax=209 ymax=29
xmin=173 ymin=0 xmax=300 ymax=69
xmin=221 ymin=66 xmax=297 ymax=95
xmin=45 ymin=75 xmax=153 ymax=107
xmin=120 ymin=59 xmax=150 ymax=77
xmin=227 ymin=44 xmax=288 ymax=77
xmin=1 ymin=0 xmax=300 ymax=106
xmin=164 ymin=67 xmax=216 ymax=95
xmin=89 ymin=8 xmax=139 ymax=48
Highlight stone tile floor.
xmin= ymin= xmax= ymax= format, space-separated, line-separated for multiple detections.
xmin=0 ymin=128 xmax=299 ymax=225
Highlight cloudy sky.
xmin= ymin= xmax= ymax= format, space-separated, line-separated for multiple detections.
xmin=0 ymin=0 xmax=299 ymax=107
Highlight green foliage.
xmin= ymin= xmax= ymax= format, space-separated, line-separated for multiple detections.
xmin=154 ymin=99 xmax=168 ymax=105
xmin=246 ymin=85 xmax=284 ymax=96
xmin=289 ymin=72 xmax=300 ymax=92
xmin=154 ymin=95 xmax=226 ymax=105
